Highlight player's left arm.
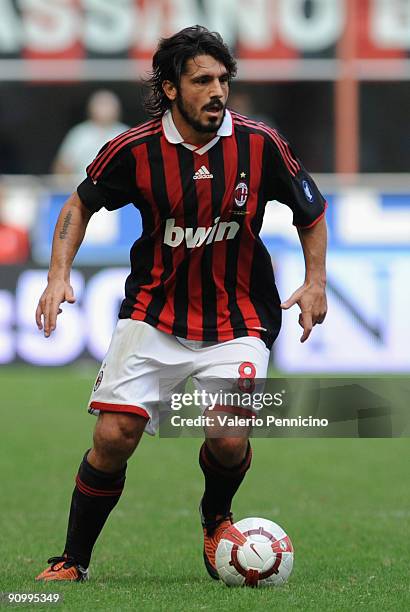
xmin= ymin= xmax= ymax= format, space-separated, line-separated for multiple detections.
xmin=280 ymin=216 xmax=327 ymax=343
xmin=262 ymin=127 xmax=328 ymax=342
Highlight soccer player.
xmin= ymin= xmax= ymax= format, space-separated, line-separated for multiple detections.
xmin=35 ymin=25 xmax=327 ymax=582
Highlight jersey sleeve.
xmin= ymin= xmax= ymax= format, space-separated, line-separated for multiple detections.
xmin=77 ymin=138 xmax=136 ymax=213
xmin=263 ymin=129 xmax=327 ymax=228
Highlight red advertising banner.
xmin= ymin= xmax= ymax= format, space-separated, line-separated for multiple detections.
xmin=0 ymin=0 xmax=409 ymax=79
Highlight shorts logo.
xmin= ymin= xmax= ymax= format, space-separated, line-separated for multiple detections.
xmin=234 ymin=182 xmax=248 ymax=207
xmin=94 ymin=370 xmax=104 ymax=392
xmin=302 ymin=179 xmax=314 ymax=202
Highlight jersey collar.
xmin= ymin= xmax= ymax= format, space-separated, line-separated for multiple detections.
xmin=162 ymin=109 xmax=232 ymax=155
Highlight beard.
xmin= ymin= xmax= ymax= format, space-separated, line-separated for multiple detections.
xmin=176 ymin=95 xmax=226 ymax=134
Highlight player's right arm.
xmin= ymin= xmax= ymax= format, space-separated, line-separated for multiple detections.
xmin=37 ymin=132 xmax=137 ymax=336
xmin=36 ymin=192 xmax=93 ymax=337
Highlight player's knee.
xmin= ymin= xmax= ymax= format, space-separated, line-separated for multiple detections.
xmin=94 ymin=413 xmax=145 ymax=458
xmin=207 ymin=437 xmax=248 ymax=468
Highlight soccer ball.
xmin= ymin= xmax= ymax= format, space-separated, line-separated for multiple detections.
xmin=215 ymin=517 xmax=294 ymax=587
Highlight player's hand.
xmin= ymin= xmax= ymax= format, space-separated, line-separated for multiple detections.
xmin=280 ymin=281 xmax=327 ymax=343
xmin=35 ymin=280 xmax=76 ymax=337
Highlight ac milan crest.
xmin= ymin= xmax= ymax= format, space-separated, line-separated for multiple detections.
xmin=234 ymin=182 xmax=248 ymax=207
xmin=94 ymin=370 xmax=104 ymax=392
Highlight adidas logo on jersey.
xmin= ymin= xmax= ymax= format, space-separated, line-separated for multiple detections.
xmin=164 ymin=217 xmax=239 ymax=248
xmin=193 ymin=165 xmax=213 ymax=180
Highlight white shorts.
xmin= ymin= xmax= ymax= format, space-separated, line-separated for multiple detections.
xmin=88 ymin=320 xmax=271 ymax=435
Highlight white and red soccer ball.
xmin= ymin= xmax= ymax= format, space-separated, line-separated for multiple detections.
xmin=215 ymin=517 xmax=294 ymax=587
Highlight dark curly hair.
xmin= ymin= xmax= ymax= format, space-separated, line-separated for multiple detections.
xmin=144 ymin=25 xmax=237 ymax=118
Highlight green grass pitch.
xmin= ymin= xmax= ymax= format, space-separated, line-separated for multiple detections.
xmin=1 ymin=366 xmax=409 ymax=611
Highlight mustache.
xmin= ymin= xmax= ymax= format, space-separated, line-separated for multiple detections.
xmin=202 ymin=100 xmax=224 ymax=111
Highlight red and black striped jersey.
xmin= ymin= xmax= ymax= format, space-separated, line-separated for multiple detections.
xmin=77 ymin=109 xmax=326 ymax=348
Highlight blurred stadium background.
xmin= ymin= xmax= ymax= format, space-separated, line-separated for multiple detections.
xmin=1 ymin=0 xmax=409 ymax=374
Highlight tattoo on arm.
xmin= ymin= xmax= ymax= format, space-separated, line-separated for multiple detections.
xmin=59 ymin=211 xmax=72 ymax=240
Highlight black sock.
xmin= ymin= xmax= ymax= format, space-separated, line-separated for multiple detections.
xmin=64 ymin=450 xmax=126 ymax=568
xmin=199 ymin=442 xmax=252 ymax=521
